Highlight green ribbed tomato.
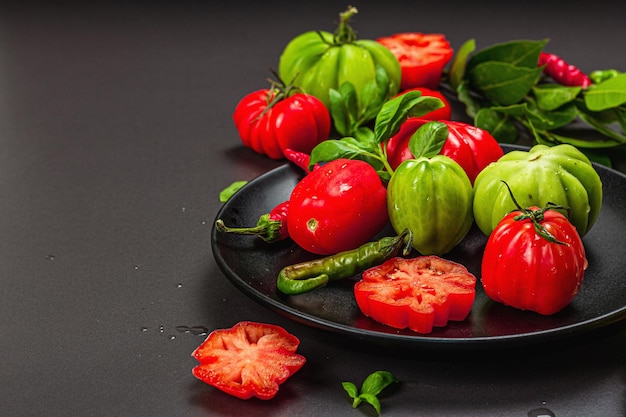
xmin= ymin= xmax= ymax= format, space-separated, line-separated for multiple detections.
xmin=277 ymin=7 xmax=401 ymax=121
xmin=387 ymin=155 xmax=474 ymax=255
xmin=473 ymin=144 xmax=603 ymax=237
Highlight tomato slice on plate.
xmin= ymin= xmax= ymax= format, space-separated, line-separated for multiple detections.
xmin=191 ymin=321 xmax=306 ymax=400
xmin=354 ymin=256 xmax=476 ymax=334
xmin=377 ymin=33 xmax=453 ymax=90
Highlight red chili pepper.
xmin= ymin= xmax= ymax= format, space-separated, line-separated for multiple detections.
xmin=538 ymin=52 xmax=591 ymax=88
xmin=283 ymin=148 xmax=322 ymax=174
xmin=215 ymin=200 xmax=289 ymax=243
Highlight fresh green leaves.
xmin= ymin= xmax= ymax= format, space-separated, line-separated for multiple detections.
xmin=329 ymin=65 xmax=392 ymax=138
xmin=447 ymin=38 xmax=626 ymax=161
xmin=342 ymin=370 xmax=399 ymax=415
xmin=310 ymin=89 xmax=444 ymax=180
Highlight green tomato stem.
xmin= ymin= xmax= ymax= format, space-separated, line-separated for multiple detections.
xmin=334 ymin=6 xmax=358 ymax=44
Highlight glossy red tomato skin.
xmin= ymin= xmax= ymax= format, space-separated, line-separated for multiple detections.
xmin=377 ymin=33 xmax=454 ymax=90
xmin=481 ymin=208 xmax=588 ymax=315
xmin=287 ymin=159 xmax=388 ymax=255
xmin=354 ymin=256 xmax=476 ymax=334
xmin=191 ymin=321 xmax=306 ymax=400
xmin=233 ymin=89 xmax=331 ymax=160
xmin=386 ymin=119 xmax=504 ymax=184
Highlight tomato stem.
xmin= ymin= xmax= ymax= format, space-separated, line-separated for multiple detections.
xmin=333 ymin=6 xmax=358 ymax=44
xmin=501 ymin=180 xmax=570 ymax=245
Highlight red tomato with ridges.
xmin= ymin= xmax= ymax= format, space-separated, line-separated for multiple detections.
xmin=481 ymin=206 xmax=588 ymax=315
xmin=354 ymin=256 xmax=476 ymax=334
xmin=386 ymin=119 xmax=504 ymax=184
xmin=233 ymin=89 xmax=331 ymax=160
xmin=377 ymin=33 xmax=454 ymax=90
xmin=287 ymin=158 xmax=388 ymax=255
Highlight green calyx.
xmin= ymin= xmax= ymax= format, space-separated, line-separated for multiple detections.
xmin=501 ymin=180 xmax=570 ymax=245
xmin=332 ymin=6 xmax=358 ymax=45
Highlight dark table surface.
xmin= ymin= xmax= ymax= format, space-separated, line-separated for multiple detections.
xmin=1 ymin=1 xmax=624 ymax=416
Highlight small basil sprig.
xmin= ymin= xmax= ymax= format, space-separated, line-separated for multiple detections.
xmin=446 ymin=38 xmax=626 ymax=166
xmin=219 ymin=180 xmax=248 ymax=203
xmin=342 ymin=370 xmax=399 ymax=415
xmin=310 ymin=89 xmax=444 ymax=181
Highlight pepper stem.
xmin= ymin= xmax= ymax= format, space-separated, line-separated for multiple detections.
xmin=500 ymin=180 xmax=570 ymax=245
xmin=215 ymin=216 xmax=283 ymax=243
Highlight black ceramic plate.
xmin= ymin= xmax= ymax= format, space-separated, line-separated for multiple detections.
xmin=211 ymin=145 xmax=626 ymax=350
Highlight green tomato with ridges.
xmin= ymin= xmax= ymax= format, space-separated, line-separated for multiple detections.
xmin=473 ymin=144 xmax=602 ymax=237
xmin=278 ymin=7 xmax=401 ymax=120
xmin=387 ymin=155 xmax=474 ymax=255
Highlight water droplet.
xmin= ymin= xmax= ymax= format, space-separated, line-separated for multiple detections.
xmin=140 ymin=327 xmax=148 ymax=332
xmin=175 ymin=325 xmax=190 ymax=333
xmin=181 ymin=206 xmax=186 ymax=213
xmin=46 ymin=255 xmax=55 ymax=260
xmin=169 ymin=335 xmax=176 ymax=340
xmin=176 ymin=283 xmax=183 ymax=288
xmin=159 ymin=325 xmax=164 ymax=333
xmin=134 ymin=265 xmax=140 ymax=270
xmin=201 ymin=221 xmax=206 ymax=225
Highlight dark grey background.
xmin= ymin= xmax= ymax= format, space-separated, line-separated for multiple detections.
xmin=0 ymin=1 xmax=624 ymax=416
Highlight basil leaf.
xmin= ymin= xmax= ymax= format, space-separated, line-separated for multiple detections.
xmin=456 ymin=80 xmax=481 ymax=118
xmin=359 ymin=393 xmax=382 ymax=415
xmin=468 ymin=61 xmax=543 ymax=105
xmin=475 ymin=108 xmax=518 ymax=143
xmin=328 ymin=88 xmax=351 ymax=136
xmin=448 ymin=38 xmax=476 ymax=91
xmin=309 ymin=138 xmax=368 ymax=164
xmin=525 ymin=103 xmax=578 ymax=131
xmin=409 ymin=121 xmax=449 ymax=158
xmin=361 ymin=66 xmax=391 ymax=122
xmin=533 ymin=84 xmax=582 ymax=111
xmin=219 ymin=180 xmax=248 ymax=203
xmin=374 ymin=91 xmax=443 ymax=143
xmin=341 ymin=381 xmax=359 ymax=399
xmin=360 ymin=370 xmax=398 ymax=396
xmin=584 ymin=72 xmax=626 ymax=111
xmin=467 ymin=39 xmax=548 ymax=73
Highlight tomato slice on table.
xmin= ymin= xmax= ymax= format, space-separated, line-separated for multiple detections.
xmin=191 ymin=321 xmax=306 ymax=400
xmin=354 ymin=256 xmax=476 ymax=334
xmin=377 ymin=33 xmax=454 ymax=90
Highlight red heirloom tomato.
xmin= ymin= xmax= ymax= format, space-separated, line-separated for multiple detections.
xmin=191 ymin=321 xmax=306 ymax=400
xmin=377 ymin=33 xmax=454 ymax=90
xmin=481 ymin=202 xmax=588 ymax=316
xmin=232 ymin=85 xmax=331 ymax=160
xmin=287 ymin=158 xmax=388 ymax=255
xmin=386 ymin=119 xmax=504 ymax=183
xmin=354 ymin=256 xmax=476 ymax=334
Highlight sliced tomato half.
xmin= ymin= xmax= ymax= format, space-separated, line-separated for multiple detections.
xmin=354 ymin=256 xmax=476 ymax=334
xmin=191 ymin=321 xmax=306 ymax=400
xmin=377 ymin=33 xmax=454 ymax=90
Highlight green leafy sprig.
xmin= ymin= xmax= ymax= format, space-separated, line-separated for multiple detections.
xmin=342 ymin=370 xmax=399 ymax=415
xmin=446 ymin=39 xmax=626 ymax=164
xmin=310 ymin=89 xmax=445 ymax=182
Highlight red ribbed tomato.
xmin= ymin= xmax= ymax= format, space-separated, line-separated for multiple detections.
xmin=233 ymin=87 xmax=331 ymax=160
xmin=481 ymin=204 xmax=588 ymax=315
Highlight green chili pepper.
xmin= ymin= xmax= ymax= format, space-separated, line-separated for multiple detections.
xmin=276 ymin=229 xmax=413 ymax=295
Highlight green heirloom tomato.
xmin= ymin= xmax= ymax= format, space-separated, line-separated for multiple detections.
xmin=473 ymin=144 xmax=602 ymax=237
xmin=387 ymin=156 xmax=474 ymax=255
xmin=277 ymin=7 xmax=401 ymax=120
